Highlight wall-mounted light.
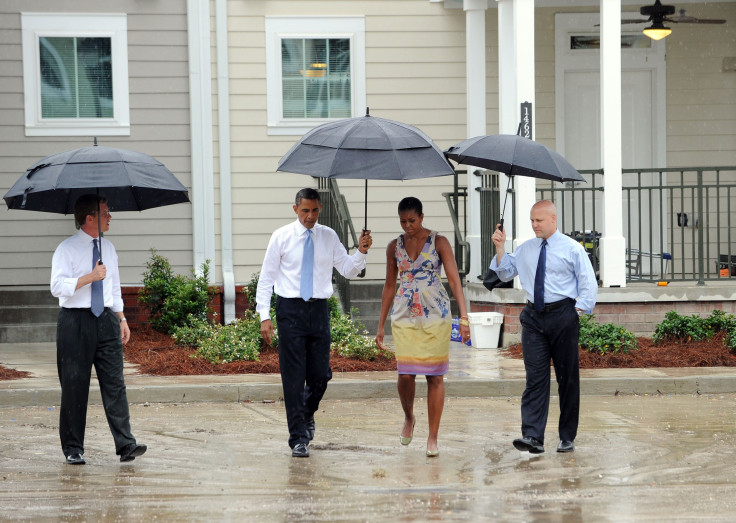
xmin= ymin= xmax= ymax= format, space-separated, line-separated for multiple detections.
xmin=643 ymin=20 xmax=672 ymax=41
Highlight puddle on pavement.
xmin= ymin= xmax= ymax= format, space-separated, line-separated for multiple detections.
xmin=2 ymin=396 xmax=736 ymax=520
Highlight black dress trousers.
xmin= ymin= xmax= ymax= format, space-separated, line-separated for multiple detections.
xmin=519 ymin=299 xmax=580 ymax=444
xmin=276 ymin=297 xmax=332 ymax=448
xmin=56 ymin=308 xmax=136 ymax=456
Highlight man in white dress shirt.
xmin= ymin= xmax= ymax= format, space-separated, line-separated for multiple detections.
xmin=50 ymin=194 xmax=146 ymax=465
xmin=257 ymin=188 xmax=373 ymax=457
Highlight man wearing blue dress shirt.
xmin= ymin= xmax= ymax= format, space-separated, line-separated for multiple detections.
xmin=490 ymin=200 xmax=597 ymax=454
xmin=256 ymin=188 xmax=373 ymax=458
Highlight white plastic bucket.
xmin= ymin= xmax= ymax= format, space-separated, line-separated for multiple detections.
xmin=467 ymin=312 xmax=504 ymax=349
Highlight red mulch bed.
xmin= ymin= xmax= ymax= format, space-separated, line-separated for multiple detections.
xmin=122 ymin=322 xmax=397 ymax=376
xmin=502 ymin=332 xmax=736 ymax=368
xmin=0 ymin=366 xmax=31 ymax=380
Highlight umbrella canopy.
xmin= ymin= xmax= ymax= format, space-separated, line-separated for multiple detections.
xmin=277 ymin=109 xmax=455 ymax=230
xmin=444 ymin=134 xmax=585 ymax=229
xmin=277 ymin=110 xmax=455 ymax=181
xmin=4 ymin=142 xmax=190 ymax=214
xmin=444 ymin=134 xmax=585 ymax=183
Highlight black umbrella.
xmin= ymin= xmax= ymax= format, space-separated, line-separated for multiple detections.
xmin=444 ymin=133 xmax=585 ymax=228
xmin=4 ymin=139 xmax=190 ymax=262
xmin=277 ymin=108 xmax=455 ymax=230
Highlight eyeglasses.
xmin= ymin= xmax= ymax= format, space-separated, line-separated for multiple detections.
xmin=96 ymin=211 xmax=112 ymax=218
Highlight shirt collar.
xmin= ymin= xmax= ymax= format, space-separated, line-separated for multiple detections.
xmin=295 ymin=219 xmax=316 ymax=236
xmin=76 ymin=228 xmax=98 ymax=243
xmin=541 ymin=230 xmax=560 ymax=246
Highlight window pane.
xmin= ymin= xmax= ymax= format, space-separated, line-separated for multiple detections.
xmin=40 ymin=37 xmax=113 ymax=119
xmin=281 ymin=38 xmax=351 ymax=119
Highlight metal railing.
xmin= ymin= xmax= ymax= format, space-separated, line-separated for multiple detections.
xmin=479 ymin=166 xmax=736 ymax=285
xmin=442 ymin=170 xmax=470 ymax=279
xmin=316 ymin=178 xmax=364 ymax=312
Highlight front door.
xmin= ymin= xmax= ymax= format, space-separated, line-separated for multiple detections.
xmin=555 ymin=13 xmax=667 ymax=274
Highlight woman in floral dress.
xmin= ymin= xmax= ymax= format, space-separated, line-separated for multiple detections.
xmin=376 ymin=197 xmax=470 ymax=456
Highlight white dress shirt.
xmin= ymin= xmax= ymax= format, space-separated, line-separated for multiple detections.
xmin=256 ymin=220 xmax=367 ymax=322
xmin=50 ymin=229 xmax=124 ymax=312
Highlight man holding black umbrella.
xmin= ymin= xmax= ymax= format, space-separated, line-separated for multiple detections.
xmin=256 ymin=188 xmax=372 ymax=458
xmin=50 ymin=194 xmax=146 ymax=465
xmin=490 ymin=200 xmax=597 ymax=454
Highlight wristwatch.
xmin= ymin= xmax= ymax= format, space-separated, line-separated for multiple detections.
xmin=575 ymin=309 xmax=584 ymax=316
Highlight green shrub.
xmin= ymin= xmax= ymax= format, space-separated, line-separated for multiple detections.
xmin=578 ymin=314 xmax=638 ymax=355
xmin=329 ymin=301 xmax=394 ymax=361
xmin=244 ymin=271 xmax=276 ymax=311
xmin=138 ymin=250 xmax=215 ymax=334
xmin=172 ymin=311 xmax=265 ymax=364
xmin=653 ymin=309 xmax=736 ymax=350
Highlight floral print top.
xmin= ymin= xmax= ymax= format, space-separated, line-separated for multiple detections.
xmin=391 ymin=230 xmax=451 ymax=321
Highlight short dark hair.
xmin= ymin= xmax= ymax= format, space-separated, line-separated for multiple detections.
xmin=398 ymin=196 xmax=423 ymax=216
xmin=74 ymin=194 xmax=107 ymax=228
xmin=295 ymin=188 xmax=320 ymax=206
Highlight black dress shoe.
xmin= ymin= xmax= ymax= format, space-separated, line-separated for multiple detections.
xmin=120 ymin=443 xmax=147 ymax=462
xmin=66 ymin=453 xmax=85 ymax=465
xmin=305 ymin=415 xmax=316 ymax=441
xmin=292 ymin=443 xmax=309 ymax=458
xmin=557 ymin=440 xmax=575 ymax=453
xmin=513 ymin=436 xmax=545 ymax=454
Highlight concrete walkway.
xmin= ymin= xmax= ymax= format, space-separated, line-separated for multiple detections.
xmin=2 ymin=340 xmax=736 ymax=407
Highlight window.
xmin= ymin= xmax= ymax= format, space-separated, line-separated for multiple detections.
xmin=265 ymin=17 xmax=366 ymax=135
xmin=21 ymin=13 xmax=130 ymax=136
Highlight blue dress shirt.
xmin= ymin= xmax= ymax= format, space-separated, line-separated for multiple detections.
xmin=490 ymin=230 xmax=598 ymax=313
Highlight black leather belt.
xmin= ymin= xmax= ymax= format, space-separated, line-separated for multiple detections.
xmin=526 ymin=297 xmax=575 ymax=312
xmin=284 ymin=297 xmax=323 ymax=302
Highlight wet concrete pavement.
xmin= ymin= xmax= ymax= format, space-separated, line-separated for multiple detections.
xmin=2 ymin=395 xmax=736 ymax=521
xmin=3 ymin=340 xmax=736 ymax=520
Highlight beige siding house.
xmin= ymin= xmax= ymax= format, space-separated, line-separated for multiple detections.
xmin=2 ymin=0 xmax=736 ymax=329
xmin=0 ymin=0 xmax=192 ymax=286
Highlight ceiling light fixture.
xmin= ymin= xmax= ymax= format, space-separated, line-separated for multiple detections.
xmin=643 ymin=20 xmax=672 ymax=40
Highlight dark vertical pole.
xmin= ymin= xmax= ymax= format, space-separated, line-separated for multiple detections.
xmin=96 ymin=188 xmax=103 ymax=264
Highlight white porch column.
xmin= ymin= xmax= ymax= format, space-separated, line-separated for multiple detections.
xmin=464 ymin=0 xmax=487 ymax=281
xmin=511 ymin=0 xmax=535 ymax=244
xmin=599 ymin=0 xmax=626 ymax=287
xmin=497 ymin=0 xmax=515 ymax=239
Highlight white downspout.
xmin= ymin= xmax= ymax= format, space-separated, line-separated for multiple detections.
xmin=187 ymin=0 xmax=216 ymax=278
xmin=216 ymin=0 xmax=236 ymax=323
xmin=463 ymin=0 xmax=487 ymax=282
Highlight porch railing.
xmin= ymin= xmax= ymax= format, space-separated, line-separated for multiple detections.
xmin=316 ymin=178 xmax=364 ymax=311
xmin=479 ymin=166 xmax=736 ymax=285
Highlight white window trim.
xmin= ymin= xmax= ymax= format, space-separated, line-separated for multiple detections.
xmin=265 ymin=16 xmax=366 ymax=136
xmin=21 ymin=13 xmax=130 ymax=137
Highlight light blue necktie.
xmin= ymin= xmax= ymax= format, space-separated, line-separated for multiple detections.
xmin=91 ymin=239 xmax=104 ymax=317
xmin=300 ymin=230 xmax=314 ymax=301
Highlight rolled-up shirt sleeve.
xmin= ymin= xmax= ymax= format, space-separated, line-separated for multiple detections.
xmin=109 ymin=247 xmax=124 ymax=313
xmin=50 ymin=246 xmax=79 ymax=299
xmin=489 ymin=252 xmax=518 ymax=282
xmin=332 ymin=237 xmax=367 ymax=279
xmin=573 ymin=248 xmax=598 ymax=314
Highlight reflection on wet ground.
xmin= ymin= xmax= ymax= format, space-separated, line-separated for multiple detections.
xmin=2 ymin=395 xmax=736 ymax=521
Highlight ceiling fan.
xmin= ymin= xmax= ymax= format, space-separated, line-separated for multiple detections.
xmin=622 ymin=1 xmax=727 ymax=40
